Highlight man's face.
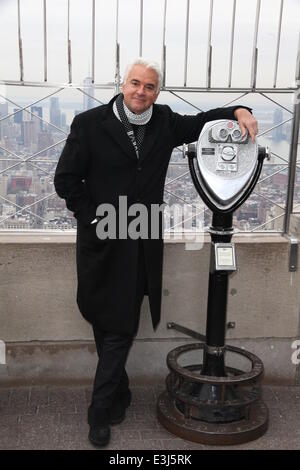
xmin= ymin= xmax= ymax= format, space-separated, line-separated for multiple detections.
xmin=122 ymin=64 xmax=159 ymax=114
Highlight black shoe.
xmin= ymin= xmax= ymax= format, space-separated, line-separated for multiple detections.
xmin=87 ymin=405 xmax=110 ymax=426
xmin=109 ymin=388 xmax=132 ymax=425
xmin=110 ymin=402 xmax=126 ymax=425
xmin=88 ymin=424 xmax=110 ymax=447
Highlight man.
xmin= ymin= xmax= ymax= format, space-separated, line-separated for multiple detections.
xmin=54 ymin=58 xmax=258 ymax=447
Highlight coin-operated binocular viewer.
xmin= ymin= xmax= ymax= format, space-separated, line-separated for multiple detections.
xmin=157 ymin=120 xmax=270 ymax=445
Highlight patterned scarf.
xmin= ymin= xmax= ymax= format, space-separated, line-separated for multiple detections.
xmin=113 ymin=94 xmax=152 ymax=158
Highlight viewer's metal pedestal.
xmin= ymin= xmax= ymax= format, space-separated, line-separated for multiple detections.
xmin=157 ymin=120 xmax=270 ymax=445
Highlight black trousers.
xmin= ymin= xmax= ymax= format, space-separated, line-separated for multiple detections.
xmin=88 ymin=241 xmax=147 ymax=425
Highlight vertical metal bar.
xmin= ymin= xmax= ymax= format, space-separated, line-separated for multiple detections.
xmin=162 ymin=45 xmax=166 ymax=89
xmin=67 ymin=0 xmax=72 ymax=83
xmin=17 ymin=0 xmax=24 ymax=82
xmin=295 ymin=33 xmax=300 ymax=87
xmin=283 ymin=102 xmax=300 ymax=233
xmin=250 ymin=0 xmax=261 ymax=89
xmin=183 ymin=0 xmax=190 ymax=87
xmin=115 ymin=0 xmax=120 ymax=94
xmin=161 ymin=0 xmax=167 ymax=88
xmin=228 ymin=0 xmax=236 ymax=87
xmin=273 ymin=0 xmax=284 ymax=88
xmin=139 ymin=0 xmax=143 ymax=57
xmin=115 ymin=43 xmax=120 ymax=94
xmin=206 ymin=0 xmax=214 ymax=88
xmin=43 ymin=0 xmax=47 ymax=82
xmin=284 ymin=33 xmax=300 ymax=234
xmin=92 ymin=0 xmax=95 ymax=83
xmin=116 ymin=0 xmax=119 ymax=44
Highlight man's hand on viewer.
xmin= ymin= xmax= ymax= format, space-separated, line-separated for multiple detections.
xmin=234 ymin=108 xmax=258 ymax=143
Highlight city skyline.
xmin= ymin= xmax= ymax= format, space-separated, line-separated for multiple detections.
xmin=0 ymin=89 xmax=297 ymax=231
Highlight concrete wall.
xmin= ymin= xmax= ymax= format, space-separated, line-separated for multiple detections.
xmin=0 ymin=231 xmax=299 ymax=384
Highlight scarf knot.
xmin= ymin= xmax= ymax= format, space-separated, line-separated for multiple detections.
xmin=113 ymin=94 xmax=152 ymax=158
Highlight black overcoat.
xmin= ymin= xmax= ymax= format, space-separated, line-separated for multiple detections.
xmin=54 ymin=94 xmax=249 ymax=335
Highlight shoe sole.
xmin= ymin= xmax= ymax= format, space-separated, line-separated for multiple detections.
xmin=88 ymin=435 xmax=110 ymax=447
xmin=89 ymin=438 xmax=110 ymax=447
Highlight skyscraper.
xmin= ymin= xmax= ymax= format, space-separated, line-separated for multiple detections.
xmin=273 ymin=108 xmax=284 ymax=141
xmin=13 ymin=108 xmax=23 ymax=124
xmin=83 ymin=77 xmax=95 ymax=111
xmin=61 ymin=112 xmax=66 ymax=128
xmin=31 ymin=106 xmax=43 ymax=130
xmin=0 ymin=102 xmax=8 ymax=118
xmin=23 ymin=120 xmax=37 ymax=147
xmin=0 ymin=102 xmax=9 ymax=140
xmin=50 ymin=97 xmax=61 ymax=128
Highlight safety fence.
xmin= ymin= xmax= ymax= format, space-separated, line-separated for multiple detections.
xmin=0 ymin=0 xmax=299 ymax=234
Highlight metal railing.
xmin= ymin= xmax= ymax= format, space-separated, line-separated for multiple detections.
xmin=0 ymin=0 xmax=299 ymax=235
xmin=0 ymin=0 xmax=297 ymax=93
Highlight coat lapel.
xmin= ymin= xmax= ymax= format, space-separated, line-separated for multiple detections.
xmin=101 ymin=98 xmax=163 ymax=163
xmin=138 ymin=107 xmax=162 ymax=163
xmin=102 ymin=106 xmax=137 ymax=162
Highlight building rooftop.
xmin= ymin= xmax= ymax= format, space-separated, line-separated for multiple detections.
xmin=1 ymin=383 xmax=299 ymax=451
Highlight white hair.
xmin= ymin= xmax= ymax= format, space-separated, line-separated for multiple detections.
xmin=122 ymin=58 xmax=162 ymax=92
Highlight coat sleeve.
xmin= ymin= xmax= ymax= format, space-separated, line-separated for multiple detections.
xmin=168 ymin=105 xmax=252 ymax=147
xmin=54 ymin=116 xmax=96 ymax=226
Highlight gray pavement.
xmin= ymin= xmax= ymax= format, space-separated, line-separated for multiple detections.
xmin=0 ymin=384 xmax=299 ymax=450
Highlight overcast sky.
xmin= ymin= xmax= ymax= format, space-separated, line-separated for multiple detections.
xmin=0 ymin=0 xmax=299 ymax=106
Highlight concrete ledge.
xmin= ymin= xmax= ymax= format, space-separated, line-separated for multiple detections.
xmin=0 ymin=230 xmax=288 ymax=244
xmin=0 ymin=231 xmax=299 ymax=385
xmin=0 ymin=337 xmax=298 ymax=386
